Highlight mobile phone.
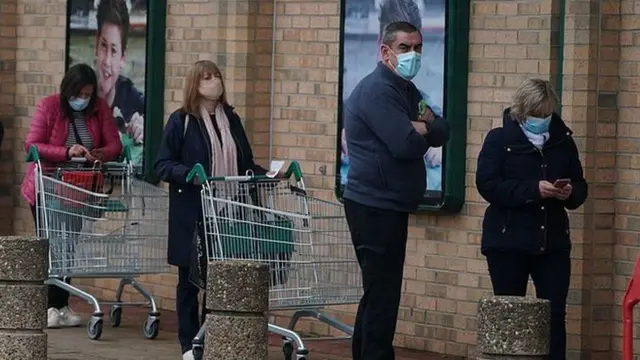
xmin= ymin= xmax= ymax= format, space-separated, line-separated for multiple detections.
xmin=553 ymin=178 xmax=571 ymax=188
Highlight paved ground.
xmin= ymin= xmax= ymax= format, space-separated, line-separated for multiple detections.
xmin=46 ymin=297 xmax=460 ymax=359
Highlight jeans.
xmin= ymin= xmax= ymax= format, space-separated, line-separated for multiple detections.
xmin=344 ymin=198 xmax=409 ymax=360
xmin=485 ymin=249 xmax=571 ymax=360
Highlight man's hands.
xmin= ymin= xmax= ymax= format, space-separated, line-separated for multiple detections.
xmin=412 ymin=121 xmax=428 ymax=135
xmin=413 ymin=106 xmax=435 ymax=136
xmin=418 ymin=106 xmax=435 ymax=123
xmin=539 ymin=180 xmax=573 ymax=200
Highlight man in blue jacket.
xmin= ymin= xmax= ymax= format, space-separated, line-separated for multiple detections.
xmin=343 ymin=21 xmax=449 ymax=360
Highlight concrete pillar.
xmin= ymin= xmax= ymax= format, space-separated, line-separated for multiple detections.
xmin=205 ymin=261 xmax=269 ymax=360
xmin=0 ymin=236 xmax=48 ymax=359
xmin=476 ymin=296 xmax=550 ymax=359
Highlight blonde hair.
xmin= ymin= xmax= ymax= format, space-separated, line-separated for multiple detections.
xmin=182 ymin=60 xmax=229 ymax=115
xmin=510 ymin=78 xmax=558 ymax=123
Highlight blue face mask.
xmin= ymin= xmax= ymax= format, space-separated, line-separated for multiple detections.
xmin=523 ymin=115 xmax=552 ymax=134
xmin=390 ymin=49 xmax=422 ymax=80
xmin=69 ymin=97 xmax=89 ymax=111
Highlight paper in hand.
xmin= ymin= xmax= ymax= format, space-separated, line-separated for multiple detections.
xmin=266 ymin=160 xmax=285 ymax=178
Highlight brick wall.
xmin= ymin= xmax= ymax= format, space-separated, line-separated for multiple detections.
xmin=6 ymin=0 xmax=640 ymax=358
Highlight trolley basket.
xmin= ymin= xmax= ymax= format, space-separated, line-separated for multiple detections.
xmin=186 ymin=162 xmax=363 ymax=360
xmin=26 ymin=145 xmax=169 ymax=341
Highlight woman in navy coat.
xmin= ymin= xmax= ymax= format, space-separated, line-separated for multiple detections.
xmin=154 ymin=60 xmax=267 ymax=360
xmin=476 ymin=78 xmax=588 ymax=360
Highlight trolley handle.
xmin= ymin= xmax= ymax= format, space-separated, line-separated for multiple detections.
xmin=25 ymin=144 xmax=134 ymax=168
xmin=186 ymin=161 xmax=304 ymax=184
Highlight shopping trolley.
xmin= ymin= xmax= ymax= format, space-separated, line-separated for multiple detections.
xmin=186 ymin=162 xmax=362 ymax=360
xmin=27 ymin=145 xmax=169 ymax=341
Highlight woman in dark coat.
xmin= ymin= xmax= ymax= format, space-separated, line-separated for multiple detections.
xmin=476 ymin=78 xmax=588 ymax=360
xmin=154 ymin=60 xmax=267 ymax=360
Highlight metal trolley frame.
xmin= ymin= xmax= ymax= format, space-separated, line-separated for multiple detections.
xmin=27 ymin=145 xmax=169 ymax=340
xmin=185 ymin=162 xmax=362 ymax=360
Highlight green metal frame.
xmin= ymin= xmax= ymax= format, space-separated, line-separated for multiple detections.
xmin=334 ymin=0 xmax=470 ymax=214
xmin=64 ymin=0 xmax=166 ymax=184
xmin=142 ymin=0 xmax=167 ymax=184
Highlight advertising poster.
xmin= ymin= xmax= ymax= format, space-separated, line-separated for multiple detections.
xmin=67 ymin=0 xmax=147 ymax=167
xmin=339 ymin=0 xmax=446 ymax=199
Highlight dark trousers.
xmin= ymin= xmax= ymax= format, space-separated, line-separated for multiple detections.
xmin=485 ymin=250 xmax=571 ymax=360
xmin=177 ymin=266 xmax=207 ymax=355
xmin=344 ymin=198 xmax=409 ymax=360
xmin=30 ymin=204 xmax=71 ymax=309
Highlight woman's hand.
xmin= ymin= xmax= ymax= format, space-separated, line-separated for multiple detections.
xmin=555 ymin=183 xmax=573 ymax=200
xmin=87 ymin=148 xmax=105 ymax=162
xmin=538 ymin=180 xmax=561 ymax=198
xmin=68 ymin=144 xmax=88 ymax=158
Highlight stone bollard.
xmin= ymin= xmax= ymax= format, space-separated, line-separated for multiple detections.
xmin=205 ymin=260 xmax=270 ymax=360
xmin=476 ymin=296 xmax=551 ymax=359
xmin=0 ymin=236 xmax=49 ymax=360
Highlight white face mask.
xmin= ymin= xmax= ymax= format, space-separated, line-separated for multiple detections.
xmin=198 ymin=78 xmax=223 ymax=100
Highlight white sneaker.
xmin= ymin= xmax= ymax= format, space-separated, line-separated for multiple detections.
xmin=58 ymin=306 xmax=82 ymax=327
xmin=47 ymin=307 xmax=61 ymax=328
xmin=182 ymin=350 xmax=194 ymax=360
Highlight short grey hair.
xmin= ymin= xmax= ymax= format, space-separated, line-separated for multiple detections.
xmin=510 ymin=78 xmax=558 ymax=123
xmin=380 ymin=21 xmax=420 ymax=46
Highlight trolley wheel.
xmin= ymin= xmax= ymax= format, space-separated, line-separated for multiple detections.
xmin=192 ymin=346 xmax=204 ymax=360
xmin=143 ymin=317 xmax=160 ymax=340
xmin=282 ymin=342 xmax=293 ymax=360
xmin=109 ymin=306 xmax=122 ymax=328
xmin=87 ymin=317 xmax=103 ymax=340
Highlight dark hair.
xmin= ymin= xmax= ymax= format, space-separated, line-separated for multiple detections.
xmin=60 ymin=64 xmax=98 ymax=115
xmin=381 ymin=21 xmax=421 ymax=46
xmin=379 ymin=0 xmax=422 ymax=44
xmin=96 ymin=0 xmax=130 ymax=52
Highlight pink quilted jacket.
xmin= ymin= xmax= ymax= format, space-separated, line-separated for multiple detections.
xmin=20 ymin=94 xmax=122 ymax=205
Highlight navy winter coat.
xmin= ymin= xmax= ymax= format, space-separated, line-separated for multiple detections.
xmin=154 ymin=105 xmax=267 ymax=267
xmin=476 ymin=108 xmax=588 ymax=255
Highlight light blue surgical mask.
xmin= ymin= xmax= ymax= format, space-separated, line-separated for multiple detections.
xmin=523 ymin=115 xmax=552 ymax=134
xmin=69 ymin=97 xmax=89 ymax=111
xmin=389 ymin=49 xmax=422 ymax=80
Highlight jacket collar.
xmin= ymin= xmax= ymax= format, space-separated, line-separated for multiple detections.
xmin=502 ymin=107 xmax=572 ymax=147
xmin=375 ymin=62 xmax=411 ymax=90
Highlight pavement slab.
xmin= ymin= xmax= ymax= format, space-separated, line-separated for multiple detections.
xmin=45 ymin=297 xmax=461 ymax=360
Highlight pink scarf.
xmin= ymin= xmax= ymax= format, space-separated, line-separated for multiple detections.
xmin=199 ymin=104 xmax=238 ymax=177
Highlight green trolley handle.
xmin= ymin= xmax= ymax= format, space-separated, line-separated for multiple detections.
xmin=186 ymin=161 xmax=304 ymax=184
xmin=25 ymin=144 xmax=135 ymax=165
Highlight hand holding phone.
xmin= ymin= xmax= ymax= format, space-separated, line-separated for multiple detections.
xmin=553 ymin=178 xmax=571 ymax=188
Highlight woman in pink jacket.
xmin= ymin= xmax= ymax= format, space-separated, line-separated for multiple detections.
xmin=20 ymin=63 xmax=122 ymax=329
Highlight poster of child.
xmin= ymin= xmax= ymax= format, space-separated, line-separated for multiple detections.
xmin=339 ymin=0 xmax=446 ymax=194
xmin=67 ymin=0 xmax=147 ymax=166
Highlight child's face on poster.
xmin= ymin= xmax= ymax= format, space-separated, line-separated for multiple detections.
xmin=95 ymin=22 xmax=126 ymax=99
